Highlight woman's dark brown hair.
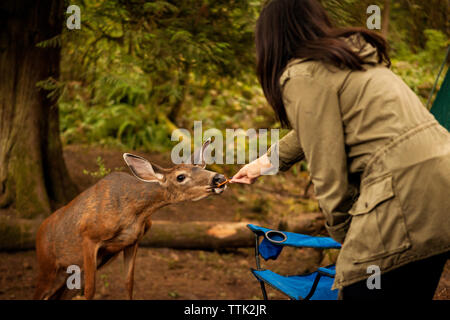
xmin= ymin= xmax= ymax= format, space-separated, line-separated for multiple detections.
xmin=256 ymin=0 xmax=391 ymax=127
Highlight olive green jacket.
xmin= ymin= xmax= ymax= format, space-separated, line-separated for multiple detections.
xmin=270 ymin=34 xmax=450 ymax=289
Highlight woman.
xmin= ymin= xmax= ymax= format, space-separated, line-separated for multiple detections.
xmin=231 ymin=0 xmax=450 ymax=300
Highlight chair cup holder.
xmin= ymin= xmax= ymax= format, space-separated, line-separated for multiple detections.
xmin=264 ymin=230 xmax=287 ymax=244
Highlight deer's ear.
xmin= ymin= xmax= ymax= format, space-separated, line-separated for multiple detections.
xmin=191 ymin=138 xmax=211 ymax=168
xmin=123 ymin=153 xmax=165 ymax=183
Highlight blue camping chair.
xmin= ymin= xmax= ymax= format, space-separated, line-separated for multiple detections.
xmin=247 ymin=224 xmax=341 ymax=300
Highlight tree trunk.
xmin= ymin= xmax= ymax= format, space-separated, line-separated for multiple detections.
xmin=382 ymin=0 xmax=391 ymax=39
xmin=0 ymin=0 xmax=78 ymax=218
xmin=167 ymin=62 xmax=190 ymax=126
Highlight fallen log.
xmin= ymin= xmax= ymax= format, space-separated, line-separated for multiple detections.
xmin=140 ymin=221 xmax=253 ymax=249
xmin=0 ymin=216 xmax=42 ymax=251
xmin=141 ymin=213 xmax=326 ymax=249
xmin=276 ymin=212 xmax=326 ymax=236
xmin=0 ymin=213 xmax=326 ymax=251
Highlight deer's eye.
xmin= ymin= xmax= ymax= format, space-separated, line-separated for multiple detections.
xmin=176 ymin=174 xmax=186 ymax=182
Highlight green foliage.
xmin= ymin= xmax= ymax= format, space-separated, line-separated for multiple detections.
xmin=59 ymin=0 xmax=266 ymax=152
xmin=322 ymin=0 xmax=449 ymax=105
xmin=57 ymin=0 xmax=449 ymax=153
xmin=83 ymin=156 xmax=111 ymax=178
xmin=60 ymin=98 xmax=174 ymax=152
xmin=391 ymin=29 xmax=449 ymax=105
xmin=36 ymin=77 xmax=65 ymax=100
xmin=320 ymin=0 xmax=372 ymax=26
xmin=36 ymin=35 xmax=62 ymax=48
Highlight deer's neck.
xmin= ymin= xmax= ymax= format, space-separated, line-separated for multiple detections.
xmin=125 ymin=181 xmax=172 ymax=218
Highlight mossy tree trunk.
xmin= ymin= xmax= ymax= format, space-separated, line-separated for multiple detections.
xmin=382 ymin=0 xmax=391 ymax=39
xmin=0 ymin=0 xmax=78 ymax=218
xmin=167 ymin=62 xmax=190 ymax=126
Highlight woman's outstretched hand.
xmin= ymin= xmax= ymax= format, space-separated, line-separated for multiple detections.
xmin=230 ymin=154 xmax=273 ymax=184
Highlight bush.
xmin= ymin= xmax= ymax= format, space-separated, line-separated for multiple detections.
xmin=390 ymin=29 xmax=449 ymax=106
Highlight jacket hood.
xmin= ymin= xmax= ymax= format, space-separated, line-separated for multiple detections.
xmin=280 ymin=33 xmax=385 ymax=86
xmin=284 ymin=33 xmax=384 ymax=70
xmin=343 ymin=33 xmax=381 ymax=65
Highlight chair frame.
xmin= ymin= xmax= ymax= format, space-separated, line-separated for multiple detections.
xmin=251 ymin=233 xmax=336 ymax=300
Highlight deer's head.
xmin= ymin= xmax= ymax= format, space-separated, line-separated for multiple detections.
xmin=123 ymin=140 xmax=226 ymax=202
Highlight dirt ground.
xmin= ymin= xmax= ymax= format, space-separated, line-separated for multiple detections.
xmin=0 ymin=145 xmax=448 ymax=300
xmin=0 ymin=246 xmax=326 ymax=300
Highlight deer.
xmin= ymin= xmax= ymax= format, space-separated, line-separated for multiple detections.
xmin=34 ymin=140 xmax=227 ymax=300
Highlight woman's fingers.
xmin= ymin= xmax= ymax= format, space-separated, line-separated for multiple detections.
xmin=230 ymin=165 xmax=249 ymax=183
xmin=231 ymin=175 xmax=255 ymax=184
xmin=230 ymin=166 xmax=257 ymax=184
xmin=230 ymin=176 xmax=253 ymax=184
xmin=230 ymin=154 xmax=274 ymax=185
xmin=231 ymin=167 xmax=247 ymax=180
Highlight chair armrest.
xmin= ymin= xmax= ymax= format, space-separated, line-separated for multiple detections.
xmin=317 ymin=266 xmax=336 ymax=278
xmin=247 ymin=224 xmax=342 ymax=249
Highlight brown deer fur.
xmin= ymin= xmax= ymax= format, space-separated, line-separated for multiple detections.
xmin=34 ymin=141 xmax=226 ymax=299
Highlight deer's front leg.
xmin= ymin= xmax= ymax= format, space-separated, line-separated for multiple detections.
xmin=144 ymin=218 xmax=152 ymax=234
xmin=123 ymin=242 xmax=139 ymax=300
xmin=82 ymin=238 xmax=99 ymax=300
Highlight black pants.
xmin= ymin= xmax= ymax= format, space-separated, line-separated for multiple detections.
xmin=341 ymin=252 xmax=448 ymax=300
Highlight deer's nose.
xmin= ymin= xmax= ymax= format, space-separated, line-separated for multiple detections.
xmin=212 ymin=174 xmax=226 ymax=187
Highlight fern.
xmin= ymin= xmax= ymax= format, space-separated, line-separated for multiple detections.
xmin=36 ymin=35 xmax=62 ymax=48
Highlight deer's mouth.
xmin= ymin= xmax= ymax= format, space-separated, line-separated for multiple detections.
xmin=213 ymin=185 xmax=227 ymax=194
xmin=207 ymin=184 xmax=227 ymax=194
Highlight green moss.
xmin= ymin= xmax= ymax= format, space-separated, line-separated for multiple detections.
xmin=0 ymin=218 xmax=35 ymax=250
xmin=9 ymin=145 xmax=51 ymax=219
xmin=151 ymin=228 xmax=174 ymax=243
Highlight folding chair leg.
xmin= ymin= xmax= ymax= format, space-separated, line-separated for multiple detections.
xmin=259 ymin=281 xmax=268 ymax=300
xmin=303 ymin=273 xmax=322 ymax=300
xmin=254 ymin=234 xmax=268 ymax=300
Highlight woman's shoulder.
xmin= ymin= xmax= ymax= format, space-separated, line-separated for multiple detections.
xmin=280 ymin=58 xmax=349 ymax=89
xmin=279 ymin=58 xmax=312 ymax=86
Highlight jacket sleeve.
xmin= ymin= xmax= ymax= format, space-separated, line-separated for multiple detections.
xmin=282 ymin=74 xmax=356 ymax=243
xmin=267 ymin=130 xmax=305 ymax=172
